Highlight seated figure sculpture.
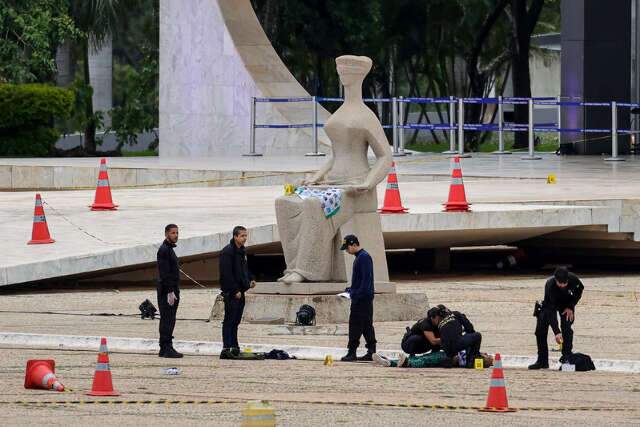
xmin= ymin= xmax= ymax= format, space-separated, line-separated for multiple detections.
xmin=275 ymin=55 xmax=392 ymax=283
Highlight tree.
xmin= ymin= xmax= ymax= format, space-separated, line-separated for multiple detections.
xmin=0 ymin=0 xmax=78 ymax=83
xmin=510 ymin=0 xmax=545 ymax=148
xmin=69 ymin=0 xmax=124 ymax=155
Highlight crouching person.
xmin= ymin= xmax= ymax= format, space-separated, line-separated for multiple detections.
xmin=400 ymin=307 xmax=441 ymax=356
xmin=430 ymin=305 xmax=482 ymax=368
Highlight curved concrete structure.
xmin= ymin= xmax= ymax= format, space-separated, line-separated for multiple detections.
xmin=159 ymin=0 xmax=330 ymax=157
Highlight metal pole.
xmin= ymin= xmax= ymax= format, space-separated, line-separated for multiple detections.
xmin=243 ymin=96 xmax=262 ymax=156
xmin=394 ymin=96 xmax=407 ymax=156
xmin=392 ymin=97 xmax=399 ymax=155
xmin=305 ymin=96 xmax=325 ymax=157
xmin=493 ymin=95 xmax=510 ymax=154
xmin=456 ymin=98 xmax=471 ymax=158
xmin=522 ymin=98 xmax=541 ymax=160
xmin=556 ymin=95 xmax=562 ymax=148
xmin=443 ymin=95 xmax=457 ymax=154
xmin=605 ymin=101 xmax=624 ymax=161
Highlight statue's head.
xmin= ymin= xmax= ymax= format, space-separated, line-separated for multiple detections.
xmin=336 ymin=55 xmax=372 ymax=86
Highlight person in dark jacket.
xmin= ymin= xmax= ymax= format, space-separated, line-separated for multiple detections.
xmin=401 ymin=307 xmax=441 ymax=356
xmin=340 ymin=235 xmax=377 ymax=362
xmin=157 ymin=224 xmax=183 ymax=358
xmin=429 ymin=305 xmax=481 ymax=368
xmin=219 ymin=225 xmax=255 ymax=359
xmin=529 ymin=266 xmax=584 ymax=369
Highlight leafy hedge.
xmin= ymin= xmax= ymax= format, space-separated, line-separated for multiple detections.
xmin=0 ymin=83 xmax=74 ymax=156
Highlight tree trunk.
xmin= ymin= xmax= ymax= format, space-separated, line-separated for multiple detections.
xmin=83 ymin=41 xmax=97 ymax=155
xmin=510 ymin=0 xmax=545 ymax=149
xmin=511 ymin=44 xmax=531 ymax=148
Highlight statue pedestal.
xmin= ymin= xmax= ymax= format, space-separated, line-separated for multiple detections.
xmin=209 ymin=287 xmax=429 ymax=324
xmin=248 ymin=281 xmax=395 ymax=295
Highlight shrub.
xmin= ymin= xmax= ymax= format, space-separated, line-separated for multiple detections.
xmin=0 ymin=83 xmax=74 ymax=156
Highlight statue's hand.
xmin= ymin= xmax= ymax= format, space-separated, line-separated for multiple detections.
xmin=351 ymin=184 xmax=370 ymax=193
xmin=341 ymin=184 xmax=368 ymax=194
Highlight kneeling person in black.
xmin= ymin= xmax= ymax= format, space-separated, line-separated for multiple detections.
xmin=529 ymin=266 xmax=584 ymax=370
xmin=429 ymin=305 xmax=481 ymax=368
xmin=219 ymin=225 xmax=256 ymax=359
xmin=401 ymin=308 xmax=441 ymax=356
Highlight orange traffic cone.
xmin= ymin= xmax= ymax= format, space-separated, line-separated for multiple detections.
xmin=87 ymin=337 xmax=120 ymax=396
xmin=27 ymin=193 xmax=55 ymax=244
xmin=479 ymin=353 xmax=516 ymax=412
xmin=443 ymin=156 xmax=471 ymax=212
xmin=90 ymin=158 xmax=118 ymax=211
xmin=24 ymin=359 xmax=65 ymax=392
xmin=378 ymin=162 xmax=408 ymax=213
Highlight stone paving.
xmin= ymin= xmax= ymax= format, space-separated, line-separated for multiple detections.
xmin=1 ymin=274 xmax=639 ymax=426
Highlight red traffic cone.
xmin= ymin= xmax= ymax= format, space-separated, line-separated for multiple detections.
xmin=378 ymin=162 xmax=408 ymax=213
xmin=443 ymin=156 xmax=471 ymax=212
xmin=479 ymin=353 xmax=516 ymax=412
xmin=27 ymin=193 xmax=55 ymax=244
xmin=87 ymin=337 xmax=120 ymax=396
xmin=90 ymin=158 xmax=118 ymax=211
xmin=24 ymin=359 xmax=65 ymax=392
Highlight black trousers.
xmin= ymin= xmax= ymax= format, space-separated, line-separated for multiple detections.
xmin=535 ymin=308 xmax=574 ymax=362
xmin=445 ymin=332 xmax=482 ymax=367
xmin=347 ymin=298 xmax=377 ymax=354
xmin=401 ymin=334 xmax=440 ymax=356
xmin=157 ymin=289 xmax=179 ymax=350
xmin=222 ymin=294 xmax=245 ymax=349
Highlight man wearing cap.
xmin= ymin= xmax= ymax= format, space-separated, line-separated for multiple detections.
xmin=340 ymin=234 xmax=377 ymax=362
xmin=529 ymin=266 xmax=584 ymax=369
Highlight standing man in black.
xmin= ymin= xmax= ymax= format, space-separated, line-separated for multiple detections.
xmin=529 ymin=266 xmax=584 ymax=369
xmin=157 ymin=224 xmax=183 ymax=358
xmin=340 ymin=235 xmax=377 ymax=362
xmin=219 ymin=226 xmax=256 ymax=359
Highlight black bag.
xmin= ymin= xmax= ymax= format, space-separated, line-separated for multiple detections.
xmin=295 ymin=304 xmax=316 ymax=326
xmin=560 ymin=352 xmax=596 ymax=371
xmin=265 ymin=349 xmax=296 ymax=360
xmin=139 ymin=299 xmax=158 ymax=319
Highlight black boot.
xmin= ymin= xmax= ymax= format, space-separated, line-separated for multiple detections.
xmin=341 ymin=352 xmax=357 ymax=362
xmin=161 ymin=347 xmax=183 ymax=358
xmin=528 ymin=360 xmax=549 ymax=370
xmin=220 ymin=347 xmax=240 ymax=359
xmin=357 ymin=353 xmax=373 ymax=362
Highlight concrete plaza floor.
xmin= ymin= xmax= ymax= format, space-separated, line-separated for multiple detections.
xmin=1 ymin=173 xmax=634 ymax=285
xmin=1 ymin=275 xmax=639 ymax=426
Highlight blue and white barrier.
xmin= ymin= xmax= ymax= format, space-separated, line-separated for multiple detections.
xmin=246 ymin=95 xmax=640 ymax=161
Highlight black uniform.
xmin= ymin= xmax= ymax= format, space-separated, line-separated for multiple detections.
xmin=438 ymin=311 xmax=482 ymax=368
xmin=219 ymin=239 xmax=252 ymax=350
xmin=157 ymin=239 xmax=180 ymax=352
xmin=347 ymin=249 xmax=377 ymax=355
xmin=535 ymin=273 xmax=584 ymax=363
xmin=401 ymin=317 xmax=440 ymax=355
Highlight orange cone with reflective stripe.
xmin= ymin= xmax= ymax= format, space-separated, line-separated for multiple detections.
xmin=24 ymin=359 xmax=65 ymax=392
xmin=479 ymin=353 xmax=516 ymax=412
xmin=87 ymin=337 xmax=120 ymax=396
xmin=378 ymin=162 xmax=408 ymax=213
xmin=28 ymin=193 xmax=55 ymax=244
xmin=90 ymin=158 xmax=118 ymax=210
xmin=443 ymin=156 xmax=471 ymax=212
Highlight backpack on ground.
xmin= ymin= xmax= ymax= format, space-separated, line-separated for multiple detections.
xmin=559 ymin=352 xmax=596 ymax=371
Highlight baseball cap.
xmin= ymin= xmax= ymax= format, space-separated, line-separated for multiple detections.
xmin=340 ymin=234 xmax=359 ymax=250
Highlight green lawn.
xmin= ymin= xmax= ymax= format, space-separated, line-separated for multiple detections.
xmin=406 ymin=134 xmax=559 ymax=153
xmin=122 ymin=149 xmax=158 ymax=157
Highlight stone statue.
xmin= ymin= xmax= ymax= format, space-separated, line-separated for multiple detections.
xmin=275 ymin=55 xmax=392 ymax=283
